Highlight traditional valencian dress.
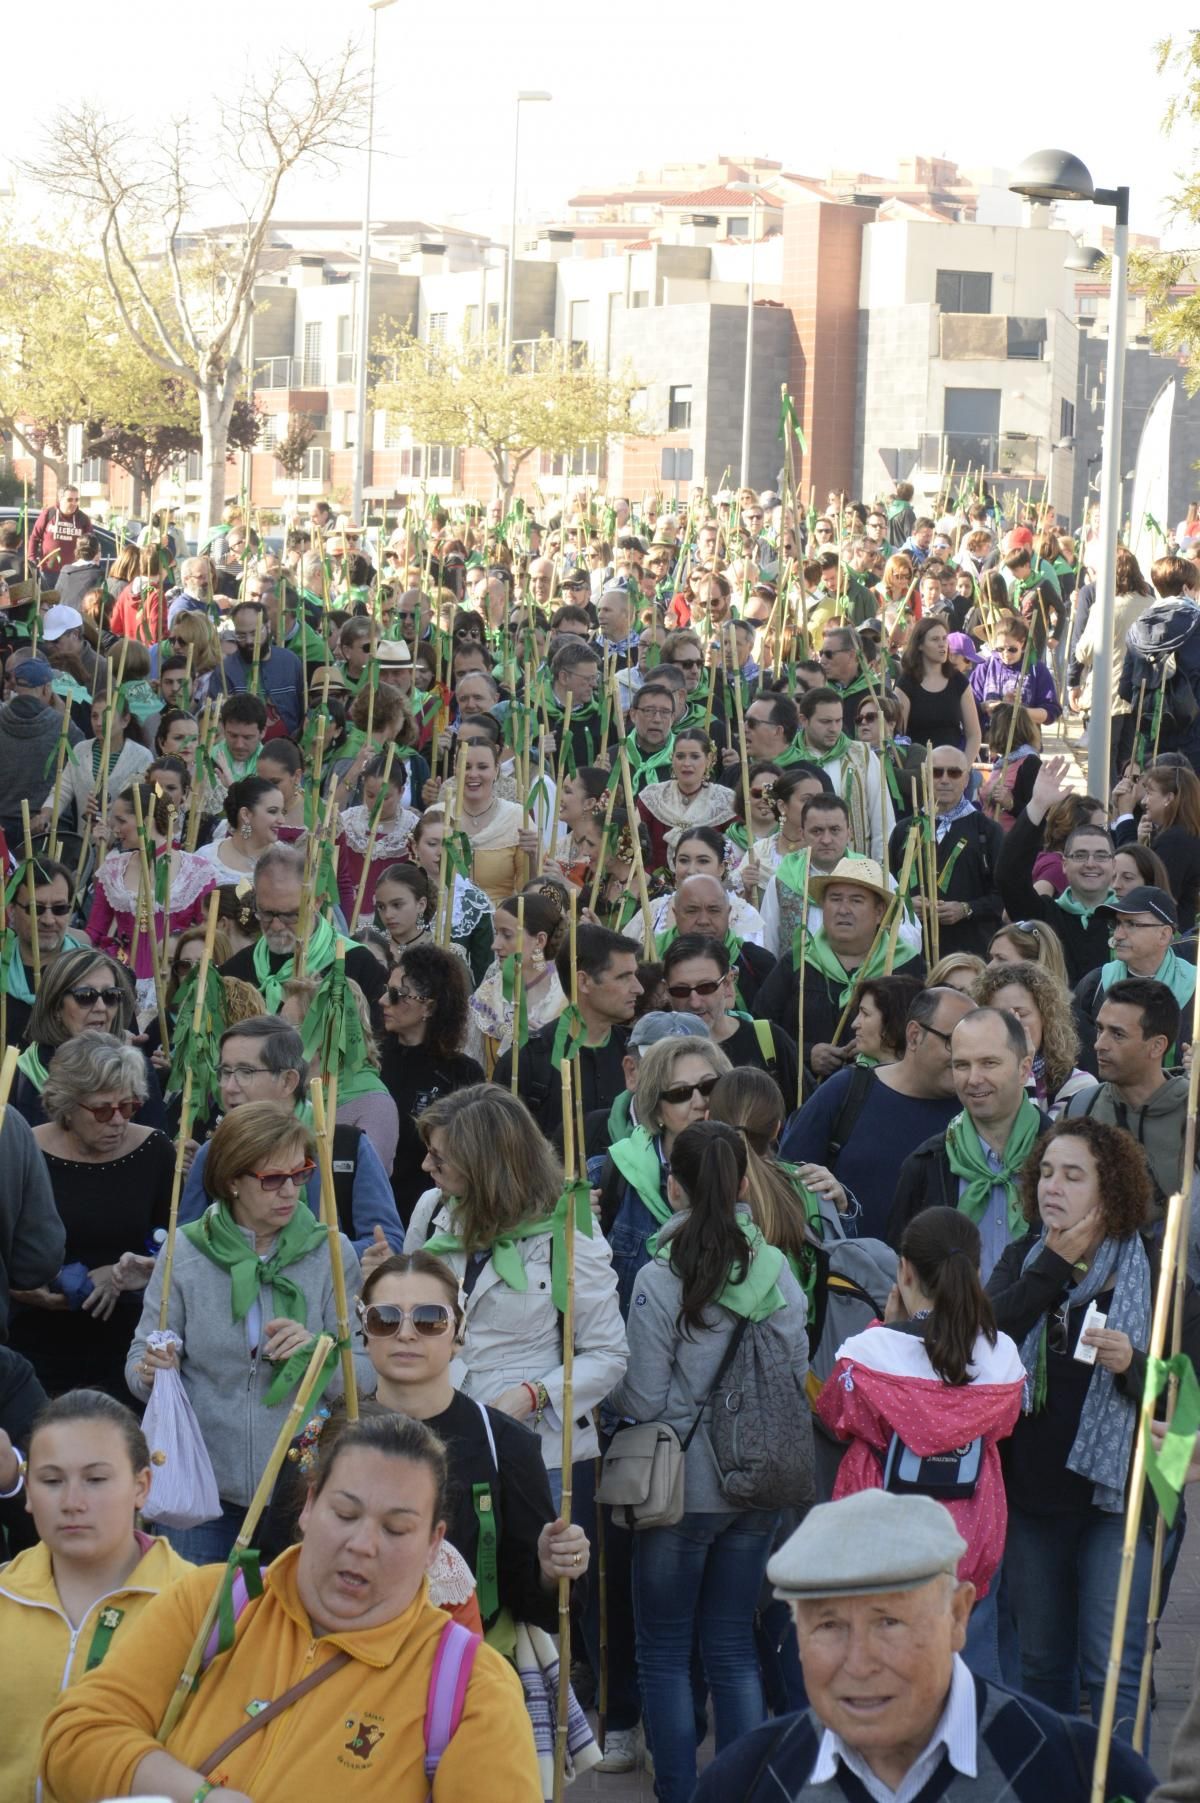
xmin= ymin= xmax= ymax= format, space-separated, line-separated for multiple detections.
xmin=335 ymin=804 xmax=420 ymax=920
xmin=461 ymin=797 xmax=526 ymax=907
xmin=86 ymin=848 xmax=216 ymax=1009
xmin=465 ymin=962 xmax=567 ymax=1074
xmin=635 ymin=780 xmax=737 ymax=873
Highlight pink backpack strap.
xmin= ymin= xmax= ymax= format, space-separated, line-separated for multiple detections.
xmin=201 ymin=1569 xmax=249 ymax=1672
xmin=423 ymin=1619 xmax=480 ymax=1786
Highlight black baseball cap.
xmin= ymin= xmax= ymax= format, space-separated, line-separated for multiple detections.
xmin=1104 ymin=885 xmax=1178 ymax=928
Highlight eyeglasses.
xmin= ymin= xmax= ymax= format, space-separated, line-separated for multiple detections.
xmin=15 ymin=899 xmax=71 ymax=917
xmin=920 ymin=1023 xmax=955 ymax=1048
xmin=1065 ymin=850 xmax=1113 ymax=865
xmin=633 ymin=706 xmax=673 ymax=720
xmin=930 ymin=766 xmax=966 ymax=780
xmin=664 ymin=978 xmax=724 ymax=1000
xmin=249 ymin=1161 xmax=316 ymax=1192
xmin=218 ymin=1063 xmax=271 ymax=1083
xmin=1113 ymin=918 xmax=1166 ymax=931
xmin=76 ymin=1097 xmax=140 ymax=1122
xmin=385 ymin=985 xmax=425 ymax=1005
xmin=817 ymin=647 xmax=838 ymax=659
xmin=356 ymin=1301 xmax=455 ymax=1338
xmin=68 ymin=986 xmax=122 ymax=1008
xmin=1047 ymin=1299 xmax=1072 ymax=1357
xmin=256 ymin=905 xmax=302 ymax=924
xmin=1002 ymin=644 xmax=1024 ymax=656
xmin=658 ymin=1074 xmax=721 ymax=1106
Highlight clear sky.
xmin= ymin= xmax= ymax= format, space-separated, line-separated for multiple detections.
xmin=4 ymin=1 xmax=1197 ymax=245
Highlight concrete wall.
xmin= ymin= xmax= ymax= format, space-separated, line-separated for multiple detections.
xmin=1073 ymin=337 xmax=1200 ymax=533
xmin=861 ymin=218 xmax=1075 ymax=317
xmin=704 ymin=304 xmax=793 ymax=492
xmin=855 ymin=303 xmax=933 ymax=499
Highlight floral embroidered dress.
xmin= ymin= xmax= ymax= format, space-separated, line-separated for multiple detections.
xmin=86 ymin=849 xmax=217 ymax=1006
xmin=335 ymin=804 xmax=420 ymax=921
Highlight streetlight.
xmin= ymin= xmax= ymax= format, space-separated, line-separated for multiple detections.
xmin=729 ymin=182 xmax=774 ymax=490
xmin=505 ymin=91 xmax=552 ymax=367
xmin=1010 ymin=149 xmax=1129 ymax=793
xmin=351 ymin=0 xmax=398 ymax=531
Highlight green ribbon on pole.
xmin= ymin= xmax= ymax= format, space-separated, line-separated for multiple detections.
xmin=1143 ymin=1353 xmax=1200 ymax=1528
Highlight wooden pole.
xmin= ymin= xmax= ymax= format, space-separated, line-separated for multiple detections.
xmin=615 ymin=743 xmax=655 ymax=951
xmin=510 ymin=893 xmax=525 ymax=1097
xmin=436 ymin=748 xmax=468 ymax=947
xmin=156 ymin=1333 xmax=335 ymax=1741
xmin=157 ymin=1070 xmax=195 ymax=1332
xmin=20 ymin=802 xmax=41 ymax=991
xmin=46 ymin=694 xmax=73 ymax=863
xmin=130 ymin=786 xmax=171 ymax=1055
xmin=588 ymin=778 xmax=619 ymax=918
xmin=886 ymin=827 xmax=920 ymax=972
xmin=348 ymin=741 xmax=397 ymax=932
xmin=310 ymin=1075 xmax=357 ymax=1421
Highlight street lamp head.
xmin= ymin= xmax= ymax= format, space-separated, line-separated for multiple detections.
xmin=1065 ymin=243 xmax=1107 ymax=273
xmin=1009 ymin=148 xmax=1095 ymax=204
xmin=516 ymin=90 xmax=552 ymax=102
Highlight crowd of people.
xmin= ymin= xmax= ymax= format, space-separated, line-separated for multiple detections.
xmin=2 ymin=477 xmax=1200 ymax=1800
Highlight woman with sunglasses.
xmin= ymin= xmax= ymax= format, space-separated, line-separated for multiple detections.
xmin=15 ymin=947 xmax=167 ymax=1131
xmin=988 ymin=1118 xmax=1200 ymax=1736
xmin=406 ymin=1085 xmax=627 ymax=1505
xmin=595 ymin=1036 xmax=733 ymax=1317
xmin=60 ymin=690 xmax=153 ymax=829
xmin=970 ymin=614 xmax=1061 ymax=730
xmin=127 ymin=1100 xmax=368 ymax=1561
xmin=465 ymin=892 xmax=566 ymax=1074
xmin=988 ymin=917 xmax=1070 ymax=987
xmin=9 ymin=1032 xmax=174 ymax=1403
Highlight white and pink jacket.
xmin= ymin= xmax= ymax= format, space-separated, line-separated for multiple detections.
xmin=817 ymin=1320 xmax=1025 ymax=1596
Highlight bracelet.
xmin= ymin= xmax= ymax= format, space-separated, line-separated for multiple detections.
xmin=521 ymin=1381 xmax=539 ymax=1416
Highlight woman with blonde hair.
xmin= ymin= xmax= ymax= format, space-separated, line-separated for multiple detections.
xmin=406 ymin=1083 xmax=626 ymax=1498
xmin=987 ymin=918 xmax=1069 ymax=987
xmin=707 ymin=1065 xmax=830 ymax=1304
xmin=926 ymin=951 xmax=987 ymax=995
xmin=974 ymin=959 xmax=1092 ymax=1116
xmin=167 ymin=609 xmax=221 ymax=681
xmin=1137 ymin=762 xmax=1200 ymax=933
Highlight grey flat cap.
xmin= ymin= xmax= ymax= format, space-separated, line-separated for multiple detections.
xmin=628 ymin=1009 xmax=708 ymax=1050
xmin=768 ymin=1492 xmax=967 ymax=1601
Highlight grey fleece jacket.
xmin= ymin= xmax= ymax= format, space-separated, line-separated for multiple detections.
xmin=0 ymin=695 xmax=81 ymax=822
xmin=607 ymin=1209 xmax=810 ymax=1513
xmin=1062 ymin=1074 xmax=1191 ymax=1215
xmin=0 ymin=1108 xmax=65 ymax=1339
xmin=126 ymin=1221 xmax=371 ymax=1507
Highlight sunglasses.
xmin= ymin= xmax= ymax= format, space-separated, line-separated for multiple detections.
xmin=673 ymin=658 xmax=703 ymax=671
xmin=385 ymin=985 xmax=425 ymax=1005
xmin=16 ymin=899 xmax=71 ymax=917
xmin=930 ymin=766 xmax=966 ymax=779
xmin=68 ymin=986 xmax=122 ymax=1008
xmin=77 ymin=1098 xmax=140 ymax=1122
xmin=357 ymin=1301 xmax=455 ymax=1338
xmin=665 ymin=979 xmax=724 ymax=1000
xmin=857 ymin=712 xmax=879 ymax=727
xmin=658 ymin=1074 xmax=721 ymax=1106
xmin=249 ymin=1161 xmax=316 ymax=1192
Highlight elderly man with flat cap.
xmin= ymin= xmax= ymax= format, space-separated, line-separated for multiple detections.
xmin=694 ymin=1490 xmax=1156 ymax=1803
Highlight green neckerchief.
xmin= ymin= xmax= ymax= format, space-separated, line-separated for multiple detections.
xmin=336 ymin=1066 xmax=389 ymax=1102
xmin=1099 ymin=946 xmax=1197 ymax=1012
xmin=802 ymin=731 xmax=853 ymax=769
xmin=944 ymin=1098 xmax=1043 ymax=1240
xmin=1054 ymin=887 xmax=1118 ymax=932
xmin=778 ymin=1160 xmax=827 ymax=1310
xmin=223 ymin=745 xmax=261 ymax=782
xmin=829 ymin=672 xmax=873 ymax=704
xmin=772 ymin=739 xmax=811 ymax=769
xmin=17 ymin=1044 xmax=49 ymax=1091
xmin=655 ymin=1215 xmax=786 ymax=1321
xmin=181 ymin=1200 xmax=327 ymax=1328
xmin=802 ymin=928 xmax=916 ymax=1010
xmin=606 ymin=1088 xmax=635 ymax=1145
xmin=252 ymin=915 xmax=338 ymax=1012
xmin=626 ymin=735 xmax=675 ymax=791
xmin=5 ymin=931 xmax=85 ymax=1007
xmin=424 ymin=1181 xmax=594 ymax=1315
xmin=609 ymin=1126 xmax=671 ymax=1229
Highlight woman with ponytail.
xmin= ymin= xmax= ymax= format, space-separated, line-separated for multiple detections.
xmin=815 ymin=1206 xmax=1024 ymax=1680
xmin=608 ymin=1120 xmax=810 ymax=1803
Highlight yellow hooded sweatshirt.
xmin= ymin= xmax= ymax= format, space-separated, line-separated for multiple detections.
xmin=42 ymin=1542 xmax=541 ymax=1802
xmin=0 ymin=1529 xmax=191 ymax=1803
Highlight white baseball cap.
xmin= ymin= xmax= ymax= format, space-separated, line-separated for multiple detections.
xmin=41 ymin=604 xmax=85 ymax=642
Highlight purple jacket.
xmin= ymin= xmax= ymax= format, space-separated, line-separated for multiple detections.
xmin=971 ymin=652 xmax=1061 ymax=723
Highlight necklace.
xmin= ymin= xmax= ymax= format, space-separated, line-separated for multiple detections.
xmin=462 ymin=797 xmax=498 ymax=824
xmin=778 ymin=828 xmax=805 ymax=851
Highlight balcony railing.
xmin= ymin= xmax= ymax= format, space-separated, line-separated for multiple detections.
xmin=918 ymin=431 xmax=1050 ymax=479
xmin=253 ymin=356 xmax=342 ymax=390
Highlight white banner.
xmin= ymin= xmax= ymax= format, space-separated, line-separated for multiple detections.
xmin=1128 ymin=378 xmax=1175 ymax=569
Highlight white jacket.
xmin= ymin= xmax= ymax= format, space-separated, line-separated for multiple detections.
xmin=407 ymin=1189 xmax=627 ymax=1468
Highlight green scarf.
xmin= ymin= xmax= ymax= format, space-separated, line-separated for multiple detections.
xmin=626 ymin=736 xmax=675 ymax=791
xmin=5 ymin=932 xmax=84 ymax=1007
xmin=606 ymin=1087 xmax=636 ymax=1146
xmin=181 ymin=1199 xmax=327 ymax=1328
xmin=424 ymin=1182 xmax=594 ymax=1314
xmin=802 ymin=928 xmax=916 ymax=1010
xmin=829 ymin=672 xmax=873 ymax=704
xmin=336 ymin=1066 xmax=389 ymax=1102
xmin=774 ymin=847 xmax=811 ymax=897
xmin=1054 ymin=888 xmax=1118 ymax=932
xmin=1098 ymin=946 xmax=1197 ymax=1012
xmin=943 ymin=1098 xmax=1043 ymax=1240
xmin=771 ymin=739 xmax=812 ymax=769
xmin=17 ymin=1044 xmax=49 ymax=1092
xmin=609 ymin=1126 xmax=671 ymax=1229
xmin=803 ymin=731 xmax=853 ymax=769
xmin=655 ymin=1216 xmax=786 ymax=1321
xmin=252 ymin=915 xmax=339 ymax=1012
xmin=778 ymin=1160 xmax=827 ymax=1310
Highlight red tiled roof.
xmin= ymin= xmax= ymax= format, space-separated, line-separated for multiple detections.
xmin=568 ymin=186 xmax=783 ymax=210
xmin=662 ymin=187 xmax=783 ymax=208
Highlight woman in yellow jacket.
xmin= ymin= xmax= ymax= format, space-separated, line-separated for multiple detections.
xmin=0 ymin=1388 xmax=191 ymax=1803
xmin=42 ymin=1412 xmax=542 ymax=1803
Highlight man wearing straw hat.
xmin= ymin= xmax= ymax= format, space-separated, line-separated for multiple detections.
xmin=693 ymin=1490 xmax=1157 ymax=1802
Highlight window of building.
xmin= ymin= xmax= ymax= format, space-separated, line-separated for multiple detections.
xmin=1006 ymin=317 xmax=1046 ymax=360
xmin=1059 ymin=397 xmax=1076 ymax=440
xmin=301 ymin=322 xmax=323 ymax=384
xmin=668 ymin=384 xmax=693 ymax=430
xmin=426 ymin=444 xmax=458 ymax=480
xmin=301 ymin=445 xmax=326 ymax=481
xmin=185 ymin=450 xmax=203 ymax=482
xmin=259 ymin=413 xmax=283 ymax=452
xmin=727 ymin=216 xmax=749 ymax=237
xmin=336 ymin=316 xmax=354 ymax=384
xmin=486 ymin=302 xmax=500 ymax=330
xmin=426 ymin=311 xmax=448 ymax=343
xmin=569 ymin=299 xmax=590 ymax=348
xmin=630 ymin=290 xmax=649 ymax=309
xmin=399 ymin=447 xmax=424 ymax=478
xmin=383 ymin=413 xmax=405 ymax=451
xmin=935 ymin=270 xmax=992 ymax=314
xmin=539 ymin=444 xmax=605 ymax=479
xmin=1076 ymin=292 xmax=1100 ymax=319
xmin=943 ymin=387 xmax=1001 ymax=468
xmin=79 ymin=455 xmax=105 ymax=485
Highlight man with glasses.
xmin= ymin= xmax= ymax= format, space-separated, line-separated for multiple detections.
xmin=648 ymin=875 xmax=777 ymax=1010
xmin=177 ymin=1016 xmax=401 ymax=1254
xmin=781 ymin=986 xmax=974 ymax=1239
xmin=887 ymin=747 xmax=1002 ymax=958
xmin=624 ymin=683 xmax=677 ymax=793
xmin=818 ymin=626 xmax=877 ymax=736
xmin=741 ymin=691 xmax=803 ymax=768
xmin=219 ymin=601 xmax=305 ymax=736
xmin=740 ymin=501 xmax=778 ymax=578
xmin=540 ymin=638 xmax=604 ymax=769
xmin=662 ymin=934 xmax=799 ymax=1101
xmin=888 ymin=1007 xmax=1045 ymax=1274
xmin=1073 ymin=885 xmax=1195 ymax=1060
xmin=998 ymin=755 xmax=1118 ymax=985
xmin=218 ymin=843 xmax=386 ymax=1014
xmin=2 ymin=857 xmax=87 ymax=1049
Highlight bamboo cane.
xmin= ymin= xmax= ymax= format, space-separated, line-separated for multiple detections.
xmin=552 ymin=1056 xmax=578 ymax=1803
xmin=588 ymin=777 xmax=620 ymax=918
xmin=544 ymin=694 xmax=574 ymax=868
xmin=510 ymin=893 xmax=525 ymax=1097
xmin=921 ymin=754 xmax=940 ymax=968
xmin=594 ymin=1439 xmax=609 ymax=1749
xmin=348 ymin=742 xmax=397 ymax=932
xmin=130 ymin=786 xmax=172 ymax=1055
xmin=46 ymin=695 xmax=73 ymax=863
xmin=157 ymin=1333 xmax=335 ymax=1742
xmin=310 ymin=1075 xmax=357 ymax=1421
xmin=1130 ymin=679 xmax=1147 ymax=768
xmin=794 ymin=852 xmax=810 ymax=1109
xmin=886 ymin=827 xmax=920 ymax=972
xmin=730 ymin=645 xmax=755 ymax=849
xmin=435 ymin=748 xmax=468 ymax=947
xmin=615 ymin=741 xmax=654 ymax=951
xmin=20 ymin=802 xmax=41 ymax=991
xmin=829 ymin=896 xmax=901 ymax=1051
xmin=157 ymin=1070 xmax=195 ymax=1332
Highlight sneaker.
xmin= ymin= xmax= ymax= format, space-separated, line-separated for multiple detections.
xmin=595 ymin=1727 xmax=641 ymax=1773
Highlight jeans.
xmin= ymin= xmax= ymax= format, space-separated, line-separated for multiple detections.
xmin=1005 ymin=1504 xmax=1156 ymax=1740
xmin=633 ymin=1508 xmax=778 ymax=1803
xmin=962 ymin=1585 xmax=1001 ymax=1684
xmin=164 ymin=1499 xmax=248 ymax=1565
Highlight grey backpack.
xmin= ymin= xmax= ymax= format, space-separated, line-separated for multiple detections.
xmin=806 ymin=1237 xmax=899 ymax=1402
xmin=708 ymin=1314 xmax=816 ymax=1511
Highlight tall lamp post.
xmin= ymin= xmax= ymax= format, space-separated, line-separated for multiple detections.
xmin=1010 ymin=149 xmax=1129 ymax=794
xmin=350 ymin=0 xmax=398 ymax=531
xmin=504 ymin=91 xmax=552 ymax=367
xmin=729 ymin=182 xmax=773 ymax=490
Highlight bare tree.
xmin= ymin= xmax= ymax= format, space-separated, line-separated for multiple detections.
xmin=31 ymin=48 xmax=368 ymax=533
